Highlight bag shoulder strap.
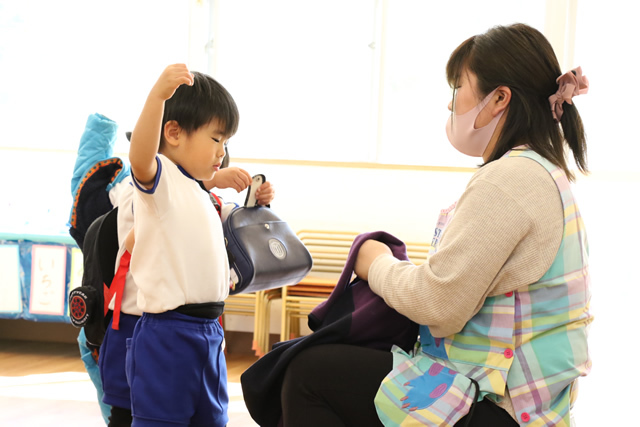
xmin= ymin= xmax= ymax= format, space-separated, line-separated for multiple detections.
xmin=209 ymin=192 xmax=223 ymax=218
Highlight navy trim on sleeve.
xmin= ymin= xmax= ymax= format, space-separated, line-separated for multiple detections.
xmin=131 ymin=156 xmax=162 ymax=194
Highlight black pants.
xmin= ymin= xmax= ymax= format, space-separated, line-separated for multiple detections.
xmin=281 ymin=344 xmax=518 ymax=427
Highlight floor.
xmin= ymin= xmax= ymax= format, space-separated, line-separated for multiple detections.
xmin=0 ymin=339 xmax=260 ymax=427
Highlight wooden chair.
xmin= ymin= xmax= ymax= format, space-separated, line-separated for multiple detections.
xmin=225 ymin=228 xmax=358 ymax=356
xmin=222 ymin=292 xmax=257 ymax=351
xmin=223 ymin=289 xmax=282 ymax=357
xmin=280 ymin=230 xmax=432 ymax=342
xmin=251 ymin=288 xmax=282 ymax=356
xmin=280 ymin=230 xmax=359 ymax=342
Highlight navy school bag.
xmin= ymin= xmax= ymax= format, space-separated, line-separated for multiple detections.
xmin=215 ymin=174 xmax=313 ymax=295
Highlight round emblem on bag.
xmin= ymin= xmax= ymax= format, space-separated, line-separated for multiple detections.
xmin=268 ymin=238 xmax=287 ymax=260
xmin=69 ymin=292 xmax=89 ymax=327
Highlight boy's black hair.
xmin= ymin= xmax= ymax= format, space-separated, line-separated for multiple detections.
xmin=162 ymin=71 xmax=239 ymax=142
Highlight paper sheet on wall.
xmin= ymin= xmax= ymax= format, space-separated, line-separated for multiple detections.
xmin=0 ymin=245 xmax=22 ymax=313
xmin=69 ymin=248 xmax=83 ymax=290
xmin=29 ymin=245 xmax=67 ymax=316
xmin=67 ymin=248 xmax=83 ymax=318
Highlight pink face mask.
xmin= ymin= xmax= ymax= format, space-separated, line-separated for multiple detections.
xmin=446 ymin=89 xmax=504 ymax=157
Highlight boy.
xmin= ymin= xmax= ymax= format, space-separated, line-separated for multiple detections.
xmin=101 ymin=162 xmax=274 ymax=426
xmin=126 ymin=64 xmax=239 ymax=426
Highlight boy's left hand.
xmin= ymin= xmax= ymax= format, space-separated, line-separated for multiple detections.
xmin=256 ymin=181 xmax=275 ymax=206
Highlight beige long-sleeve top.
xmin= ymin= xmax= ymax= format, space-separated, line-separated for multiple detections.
xmin=368 ymin=155 xmax=566 ymax=418
xmin=369 ymin=156 xmax=564 ymax=337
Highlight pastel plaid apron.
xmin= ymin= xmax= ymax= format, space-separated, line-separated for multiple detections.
xmin=374 ymin=148 xmax=593 ymax=426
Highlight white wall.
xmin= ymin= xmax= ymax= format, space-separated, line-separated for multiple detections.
xmin=569 ymin=170 xmax=639 ymax=426
xmin=222 ymin=159 xmax=640 ymax=427
xmin=2 ymin=149 xmax=638 ymax=425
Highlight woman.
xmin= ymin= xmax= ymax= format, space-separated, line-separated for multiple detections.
xmin=280 ymin=23 xmax=592 ymax=426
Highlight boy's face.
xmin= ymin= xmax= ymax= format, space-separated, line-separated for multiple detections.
xmin=179 ymin=119 xmax=228 ymax=182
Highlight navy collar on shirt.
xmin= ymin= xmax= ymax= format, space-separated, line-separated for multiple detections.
xmin=177 ymin=164 xmax=209 ymax=192
xmin=177 ymin=165 xmax=196 ymax=181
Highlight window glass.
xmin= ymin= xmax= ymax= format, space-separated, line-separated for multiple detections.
xmin=378 ymin=1 xmax=546 ymax=167
xmin=212 ymin=0 xmax=377 ymax=162
xmin=574 ymin=2 xmax=635 ymax=173
xmin=0 ymin=1 xmax=567 ymax=169
xmin=0 ymin=0 xmax=190 ymax=152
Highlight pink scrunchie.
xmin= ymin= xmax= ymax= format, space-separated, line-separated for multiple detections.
xmin=548 ymin=66 xmax=589 ymax=122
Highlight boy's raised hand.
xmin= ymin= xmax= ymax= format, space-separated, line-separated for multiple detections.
xmin=129 ymin=63 xmax=194 ymax=187
xmin=151 ymin=64 xmax=194 ymax=101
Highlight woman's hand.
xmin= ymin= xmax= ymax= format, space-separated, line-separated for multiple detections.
xmin=354 ymin=239 xmax=393 ymax=281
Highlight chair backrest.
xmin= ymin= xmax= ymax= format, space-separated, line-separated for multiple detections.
xmin=405 ymin=241 xmax=431 ymax=266
xmin=296 ymin=229 xmax=359 ymax=281
xmin=296 ymin=230 xmax=432 ymax=282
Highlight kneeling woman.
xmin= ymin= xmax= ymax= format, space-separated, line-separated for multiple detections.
xmin=281 ymin=23 xmax=593 ymax=427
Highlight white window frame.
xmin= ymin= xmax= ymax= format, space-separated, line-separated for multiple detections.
xmin=193 ymin=0 xmax=578 ymax=168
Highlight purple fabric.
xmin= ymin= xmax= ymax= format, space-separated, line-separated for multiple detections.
xmin=241 ymin=231 xmax=418 ymax=427
xmin=309 ymin=231 xmax=418 ymax=351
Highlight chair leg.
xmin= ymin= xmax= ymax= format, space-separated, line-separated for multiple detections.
xmin=290 ymin=315 xmax=300 ymax=339
xmin=260 ymin=292 xmax=274 ymax=355
xmin=252 ymin=291 xmax=263 ymax=356
xmin=280 ymin=286 xmax=289 ymax=343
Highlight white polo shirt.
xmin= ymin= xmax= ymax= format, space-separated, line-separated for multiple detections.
xmin=107 ymin=176 xmax=142 ymax=316
xmin=130 ymin=154 xmax=230 ymax=313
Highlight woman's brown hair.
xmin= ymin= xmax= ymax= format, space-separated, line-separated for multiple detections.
xmin=446 ymin=23 xmax=588 ymax=181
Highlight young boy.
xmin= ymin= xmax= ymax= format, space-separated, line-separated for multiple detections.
xmin=100 ymin=162 xmax=274 ymax=427
xmin=126 ymin=64 xmax=241 ymax=426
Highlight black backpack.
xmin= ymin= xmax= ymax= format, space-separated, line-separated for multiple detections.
xmin=68 ymin=207 xmax=120 ymax=351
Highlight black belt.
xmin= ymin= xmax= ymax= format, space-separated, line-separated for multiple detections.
xmin=174 ymin=301 xmax=225 ymax=319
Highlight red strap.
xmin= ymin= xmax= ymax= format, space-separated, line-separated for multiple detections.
xmin=110 ymin=250 xmax=131 ymax=330
xmin=210 ymin=192 xmax=223 ymax=218
xmin=104 ymin=284 xmax=114 ymax=317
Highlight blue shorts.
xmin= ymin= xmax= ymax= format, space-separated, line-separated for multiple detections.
xmin=126 ymin=311 xmax=228 ymax=427
xmin=99 ymin=313 xmax=140 ymax=409
xmin=79 ymin=328 xmax=112 ymax=423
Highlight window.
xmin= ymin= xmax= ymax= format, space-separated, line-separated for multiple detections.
xmin=0 ymin=0 xmax=194 ymax=231
xmin=1 ymin=1 xmax=577 ymax=168
xmin=0 ymin=0 xmax=191 ymax=153
xmin=211 ymin=0 xmax=377 ymax=162
xmin=376 ymin=1 xmax=545 ymax=167
xmin=573 ymin=2 xmax=637 ymax=173
xmin=208 ymin=0 xmax=546 ymax=167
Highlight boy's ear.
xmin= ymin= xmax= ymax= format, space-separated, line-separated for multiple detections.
xmin=163 ymin=120 xmax=182 ymax=147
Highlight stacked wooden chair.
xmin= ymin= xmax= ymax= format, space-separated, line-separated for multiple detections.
xmin=279 ymin=230 xmax=359 ymax=341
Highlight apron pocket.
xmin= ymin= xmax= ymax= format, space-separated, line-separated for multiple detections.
xmin=375 ymin=356 xmax=479 ymax=426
